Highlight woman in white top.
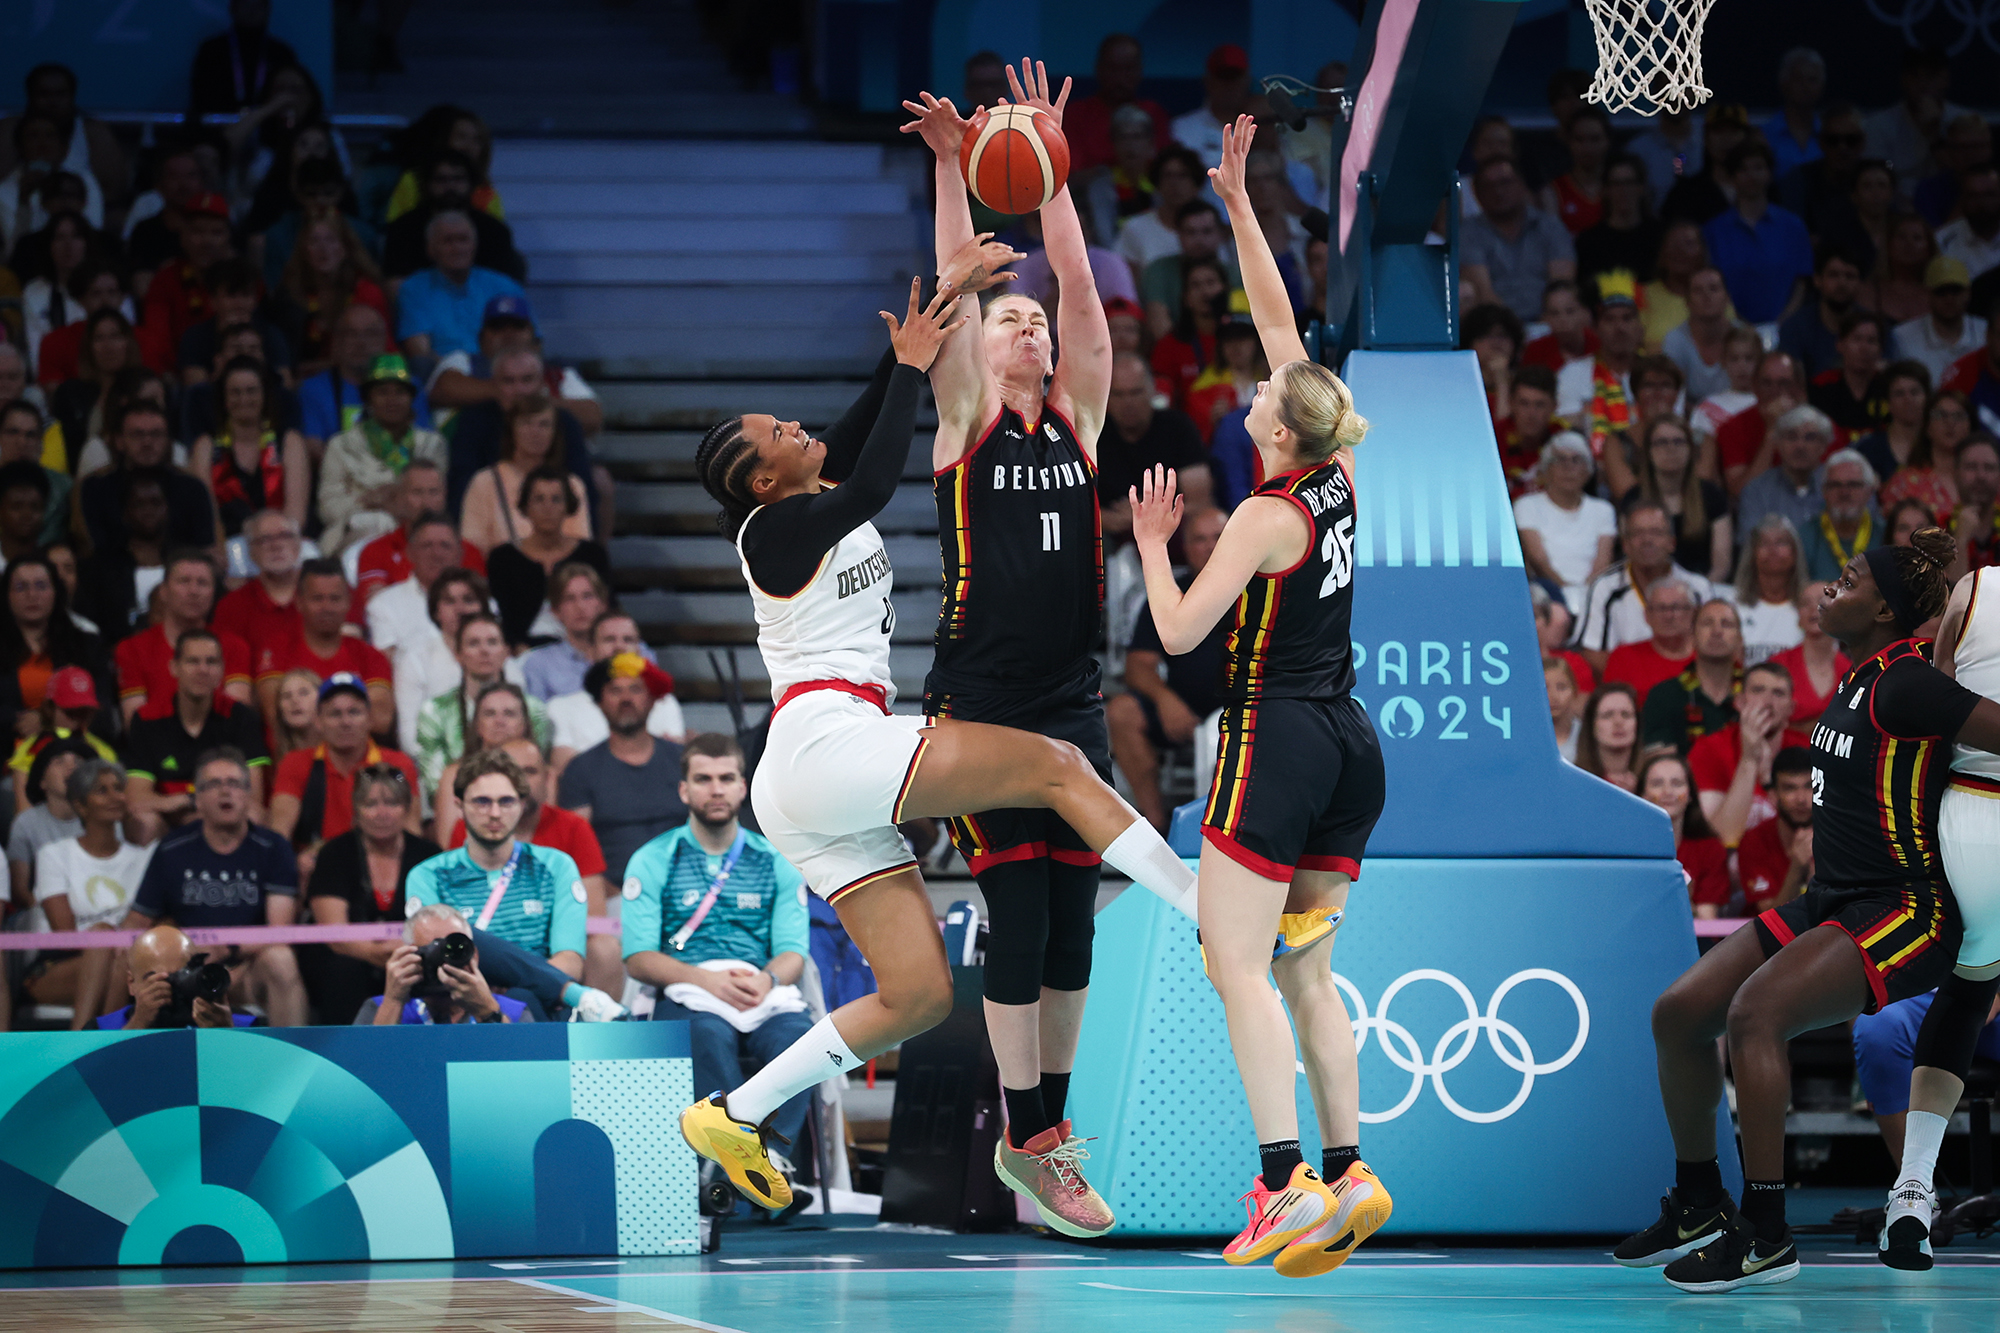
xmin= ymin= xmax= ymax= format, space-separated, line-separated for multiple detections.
xmin=31 ymin=759 xmax=155 ymax=1030
xmin=459 ymin=392 xmax=591 ymax=555
xmin=1730 ymin=513 xmax=1807 ymax=664
xmin=1513 ymin=432 xmax=1617 ymax=610
xmin=18 ymin=213 xmax=118 ymax=378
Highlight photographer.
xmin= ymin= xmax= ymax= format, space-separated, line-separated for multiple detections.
xmin=98 ymin=926 xmax=255 ymax=1029
xmin=357 ymin=903 xmax=528 ymax=1025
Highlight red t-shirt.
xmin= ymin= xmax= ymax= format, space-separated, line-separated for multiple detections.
xmin=1688 ymin=722 xmax=1816 ymax=794
xmin=446 ymin=801 xmax=608 ymax=878
xmin=272 ymin=743 xmax=420 ymax=845
xmin=35 ymin=320 xmax=86 ymax=387
xmin=1677 ymin=835 xmax=1730 ymax=907
xmin=1714 ymin=406 xmax=1770 ymax=477
xmin=355 ymin=528 xmax=487 ymax=608
xmin=255 ymin=631 xmax=393 ymax=691
xmin=115 ymin=624 xmax=253 ymax=710
xmin=1519 ymin=328 xmax=1598 ymax=373
xmin=1603 ymin=641 xmax=1694 ymax=705
xmin=138 ymin=260 xmax=209 ymax=371
xmin=212 ymin=579 xmax=303 ymax=669
xmin=1736 ymin=815 xmax=1806 ymax=913
xmin=1062 ymin=94 xmax=1171 ymax=173
xmin=1556 ymin=649 xmax=1597 ymax=695
xmin=1940 ymin=349 xmax=1987 ymax=395
xmin=1771 ymin=643 xmax=1851 ymax=726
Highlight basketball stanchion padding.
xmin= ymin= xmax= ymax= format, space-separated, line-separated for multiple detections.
xmin=959 ymin=104 xmax=1070 ymax=214
xmin=1581 ymin=0 xmax=1718 ymax=115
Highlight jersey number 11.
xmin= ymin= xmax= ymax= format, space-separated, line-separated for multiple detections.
xmin=1040 ymin=511 xmax=1062 ymax=551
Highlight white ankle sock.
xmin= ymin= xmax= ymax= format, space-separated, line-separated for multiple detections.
xmin=1102 ymin=818 xmax=1198 ymax=921
xmin=1899 ymin=1110 xmax=1949 ymax=1191
xmin=724 ymin=1015 xmax=859 ymax=1126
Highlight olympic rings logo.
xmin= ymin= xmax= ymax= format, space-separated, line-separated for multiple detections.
xmin=1321 ymin=969 xmax=1590 ymax=1124
xmin=1863 ymin=0 xmax=2000 ymax=56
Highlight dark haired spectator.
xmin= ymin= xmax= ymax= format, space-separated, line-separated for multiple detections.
xmin=1185 ymin=322 xmax=1267 ymax=442
xmin=1557 ymin=277 xmax=1646 ymax=493
xmin=0 ymin=114 xmax=105 ymax=254
xmin=368 ymin=512 xmax=481 ymax=691
xmin=545 ymin=612 xmax=683 ymax=784
xmin=381 ymin=149 xmax=526 ymax=283
xmin=1171 ymin=44 xmax=1254 ymax=170
xmin=1738 ymin=404 xmax=1838 ymax=541
xmin=138 ymin=192 xmax=235 ymax=359
xmin=26 ymin=259 xmax=127 ymax=391
xmin=1627 ymin=107 xmax=1704 ymax=214
xmin=1941 ymin=302 xmax=2000 ymax=435
xmin=1520 ymin=280 xmax=1596 ymax=373
xmin=386 ymin=106 xmax=504 ymax=224
xmin=1881 ymin=390 xmax=1971 ymax=516
xmin=461 ymin=391 xmax=592 ymax=555
xmin=1689 ymin=662 xmax=1811 ymax=845
xmin=1149 ymin=254 xmax=1232 ymax=410
xmin=269 ymin=674 xmax=419 ymax=874
xmin=1496 ymin=364 xmax=1559 ymax=497
xmin=1515 ymin=432 xmax=1614 ymax=606
xmin=1638 ymin=220 xmax=1709 ymax=351
xmin=1775 ymin=103 xmax=1868 ymax=240
xmin=1083 ymin=104 xmax=1166 ymax=250
xmin=522 ymin=563 xmax=611 ymax=701
xmin=1601 ymin=576 xmax=1697 ymax=704
xmin=441 ymin=343 xmax=602 ymax=522
xmin=1867 ymin=211 xmax=1941 ymax=325
xmin=1533 ymin=583 xmax=1597 ymax=692
xmin=486 ymin=464 xmax=612 ymax=648
xmin=1097 ymin=353 xmax=1211 ymax=543
xmin=0 ymin=555 xmax=105 ymax=757
xmin=558 ymin=656 xmax=687 ymax=882
xmin=1573 ymin=682 xmax=1640 ymax=792
xmin=1635 ymin=748 xmax=1729 ymax=914
xmin=1735 ymin=746 xmax=1816 ymax=914
xmin=1732 ymin=514 xmax=1808 ymax=664
xmin=1853 ymin=360 xmax=1933 ymax=485
xmin=1952 ymin=434 xmax=2000 ymax=570
xmin=1527 ymin=69 xmax=1592 ymax=186
xmin=122 ymin=147 xmax=206 ymax=283
xmin=1464 ymin=301 xmax=1524 ymax=424
xmin=1546 ymin=654 xmax=1583 ymax=762
xmin=1540 ymin=106 xmax=1613 ymax=236
xmin=1115 ymin=144 xmax=1206 ymax=275
xmin=1690 ymin=327 xmax=1764 ymax=447
xmin=0 ymin=64 xmax=126 ymax=216
xmin=391 ymin=567 xmax=494 ymax=756
xmin=1716 ymin=350 xmax=1805 ymax=495
xmin=1461 ymin=115 xmax=1517 ymax=216
xmin=1894 ymin=257 xmax=1984 ymax=382
xmin=1863 ymin=46 xmax=1968 ymax=194
xmin=1640 ymin=598 xmax=1744 ymax=752
xmin=396 ymin=209 xmax=526 ymax=362
xmin=254 ymin=561 xmax=394 ymax=736
xmin=1772 ymin=581 xmax=1849 ymax=727
xmin=416 ymin=619 xmax=550 ymax=801
xmin=177 ymin=258 xmax=291 ymax=388
xmin=1703 ymin=140 xmax=1813 ymax=326
xmin=15 ymin=211 xmax=112 ymax=376
xmin=302 ymin=766 xmax=441 ymax=1025
xmin=50 ymin=307 xmax=144 ymax=455
xmin=298 ymin=304 xmax=433 ymax=453
xmin=1660 ymin=267 xmax=1738 ymax=402
xmin=1628 ymin=353 xmax=1688 ymax=439
xmin=1763 ymin=48 xmax=1827 ymax=179
xmin=1914 ymin=113 xmax=1992 ymax=231
xmin=1066 ymin=34 xmax=1170 ymax=174
xmin=72 ymin=469 xmax=164 ymax=644
xmin=1661 ymin=102 xmax=1750 ymax=226
xmin=1574 ymin=154 xmax=1663 ymax=289
xmin=265 ymin=206 xmax=389 ymax=375
xmin=0 ymin=458 xmax=49 ymax=569
xmin=1140 ymin=199 xmax=1237 ymax=345
xmin=1886 ymin=496 xmax=1938 ymax=548
xmin=1939 ymin=163 xmax=2000 ymax=285
xmin=1626 ymin=414 xmax=1730 ymax=579
xmin=1807 ymin=310 xmax=1889 ymax=434
xmin=108 ymin=549 xmax=251 ymax=719
xmin=77 ymin=400 xmax=217 ymax=555
xmin=190 ymin=356 xmax=308 ymax=536
xmin=428 ymin=294 xmax=603 ymax=438
xmin=188 ymin=0 xmax=299 ymax=116
xmin=122 ymin=629 xmax=270 ymax=841
xmin=1777 ymin=244 xmax=1865 ymax=382
xmin=356 ymin=462 xmax=485 ymax=607
xmin=0 ymin=400 xmax=67 ymax=545
xmin=1462 ymin=157 xmax=1577 ymax=322
xmin=1571 ymin=500 xmax=1715 ymax=673
xmin=318 ymin=355 xmax=445 ymax=552
xmin=33 ymin=759 xmax=151 ymax=1028
xmin=177 ymin=318 xmax=303 ymax=448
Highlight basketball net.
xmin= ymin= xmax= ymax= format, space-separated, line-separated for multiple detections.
xmin=1581 ymin=0 xmax=1718 ymax=116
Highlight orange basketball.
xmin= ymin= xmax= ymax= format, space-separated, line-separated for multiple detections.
xmin=959 ymin=105 xmax=1071 ymax=214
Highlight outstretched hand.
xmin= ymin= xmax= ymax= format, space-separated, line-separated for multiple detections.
xmin=882 ymin=277 xmax=970 ymax=372
xmin=899 ymin=92 xmax=971 ymax=158
xmin=1001 ymin=59 xmax=1071 ymax=127
xmin=1130 ymin=464 xmax=1185 ymax=550
xmin=1209 ymin=114 xmax=1258 ymax=204
xmin=940 ymin=232 xmax=1025 ymax=296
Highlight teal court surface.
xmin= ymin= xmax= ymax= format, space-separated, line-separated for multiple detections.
xmin=5 ymin=1208 xmax=1996 ymax=1332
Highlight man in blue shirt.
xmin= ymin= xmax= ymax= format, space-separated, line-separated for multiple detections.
xmin=396 ymin=210 xmax=527 ymax=362
xmin=299 ymin=303 xmax=434 ymax=449
xmin=624 ymin=735 xmax=815 ymax=1154
xmin=1703 ymin=141 xmax=1814 ymax=327
xmin=98 ymin=925 xmax=259 ymax=1029
xmin=356 ymin=903 xmax=531 ymax=1025
xmin=404 ymin=748 xmax=588 ymax=976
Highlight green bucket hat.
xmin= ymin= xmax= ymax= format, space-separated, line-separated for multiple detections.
xmin=363 ymin=354 xmax=415 ymax=389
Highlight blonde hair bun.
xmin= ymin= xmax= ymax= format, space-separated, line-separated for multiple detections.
xmin=1276 ymin=361 xmax=1367 ymax=459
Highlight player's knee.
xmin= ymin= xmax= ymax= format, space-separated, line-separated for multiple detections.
xmin=1651 ymin=982 xmax=1716 ymax=1045
xmin=884 ymin=967 xmax=954 ymax=1033
xmin=1041 ymin=937 xmax=1093 ymax=993
xmin=1722 ymin=986 xmax=1784 ymax=1044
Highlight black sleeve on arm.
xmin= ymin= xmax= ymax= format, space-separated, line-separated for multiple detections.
xmin=740 ymin=364 xmax=924 ymax=599
xmin=819 ymin=346 xmax=902 ymax=483
xmin=1873 ymin=658 xmax=1983 ymax=742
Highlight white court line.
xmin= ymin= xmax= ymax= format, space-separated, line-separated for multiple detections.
xmin=1079 ymin=1281 xmax=2000 ymax=1300
xmin=516 ymin=1278 xmax=752 ymax=1331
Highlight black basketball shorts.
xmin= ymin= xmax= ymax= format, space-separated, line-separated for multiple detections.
xmin=1202 ymin=694 xmax=1385 ymax=884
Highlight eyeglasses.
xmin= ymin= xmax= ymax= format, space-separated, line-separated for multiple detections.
xmin=466 ymin=795 xmax=521 ymax=814
xmin=197 ymin=776 xmax=249 ymax=792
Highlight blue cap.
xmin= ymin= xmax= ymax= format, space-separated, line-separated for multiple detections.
xmin=482 ymin=294 xmax=534 ymax=326
xmin=318 ymin=671 xmax=369 ymax=704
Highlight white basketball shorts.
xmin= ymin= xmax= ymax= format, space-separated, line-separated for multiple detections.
xmin=752 ymin=687 xmax=932 ymax=903
xmin=1939 ymin=779 xmax=2000 ymax=975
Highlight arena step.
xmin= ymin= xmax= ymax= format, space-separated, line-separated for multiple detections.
xmin=596 ymin=432 xmax=940 ymax=483
xmin=595 ymin=381 xmax=937 ymax=432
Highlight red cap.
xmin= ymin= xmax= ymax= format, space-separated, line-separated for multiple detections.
xmin=1207 ymin=44 xmax=1250 ymax=77
xmin=49 ymin=666 xmax=98 ymax=711
xmin=1102 ymin=296 xmax=1142 ymax=321
xmin=187 ymin=192 xmax=231 ymax=221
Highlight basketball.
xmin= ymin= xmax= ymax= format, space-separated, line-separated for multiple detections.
xmin=959 ymin=104 xmax=1070 ymax=214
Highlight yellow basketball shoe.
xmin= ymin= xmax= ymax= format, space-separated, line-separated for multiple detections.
xmin=1223 ymin=1163 xmax=1338 ymax=1265
xmin=1199 ymin=908 xmax=1342 ymax=973
xmin=679 ymin=1095 xmax=794 ymax=1211
xmin=1274 ymin=1162 xmax=1394 ymax=1277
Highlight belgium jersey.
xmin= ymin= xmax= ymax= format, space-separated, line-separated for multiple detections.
xmin=1224 ymin=458 xmax=1359 ymax=702
xmin=927 ymin=404 xmax=1102 ymax=701
xmin=1808 ymin=639 xmax=1981 ymax=887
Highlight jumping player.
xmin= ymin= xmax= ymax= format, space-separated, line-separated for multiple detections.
xmin=679 ymin=274 xmax=1200 ymax=1215
xmin=1618 ymin=531 xmax=2000 ymax=1293
xmin=1877 ymin=566 xmax=2000 ymax=1268
xmin=1127 ymin=117 xmax=1391 ymax=1279
xmin=901 ymin=61 xmax=1124 ymax=1234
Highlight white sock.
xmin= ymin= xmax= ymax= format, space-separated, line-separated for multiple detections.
xmin=724 ymin=1015 xmax=859 ymax=1126
xmin=1899 ymin=1110 xmax=1949 ymax=1192
xmin=1102 ymin=818 xmax=1199 ymax=921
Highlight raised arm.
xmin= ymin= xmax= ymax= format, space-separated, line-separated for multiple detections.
xmin=903 ymin=93 xmax=996 ymax=459
xmin=1212 ymin=116 xmax=1309 ymax=369
xmin=1129 ymin=465 xmax=1309 ymax=655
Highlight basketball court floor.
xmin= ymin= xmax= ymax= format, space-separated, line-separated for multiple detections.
xmin=5 ymin=1210 xmax=1995 ymax=1332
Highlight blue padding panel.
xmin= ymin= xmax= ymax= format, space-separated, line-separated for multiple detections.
xmin=1070 ymin=858 xmax=1740 ymax=1235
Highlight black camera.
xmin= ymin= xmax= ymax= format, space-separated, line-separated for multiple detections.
xmin=159 ymin=953 xmax=232 ymax=1027
xmin=415 ymin=932 xmax=474 ymax=994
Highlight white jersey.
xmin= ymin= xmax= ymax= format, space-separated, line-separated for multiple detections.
xmin=1954 ymin=566 xmax=2000 ymax=780
xmin=738 ymin=510 xmax=898 ymax=703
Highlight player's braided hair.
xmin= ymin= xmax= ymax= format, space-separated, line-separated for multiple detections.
xmin=1897 ymin=527 xmax=1958 ymax=626
xmin=696 ymin=417 xmax=760 ymax=538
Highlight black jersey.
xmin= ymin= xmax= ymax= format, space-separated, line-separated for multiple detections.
xmin=1808 ymin=639 xmax=1982 ymax=887
xmin=1223 ymin=458 xmax=1359 ymax=703
xmin=928 ymin=404 xmax=1102 ymax=697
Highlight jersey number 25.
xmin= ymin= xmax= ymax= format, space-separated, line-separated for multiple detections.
xmin=1320 ymin=516 xmax=1355 ymax=599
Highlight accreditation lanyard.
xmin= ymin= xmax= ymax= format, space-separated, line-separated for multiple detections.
xmin=671 ymin=832 xmax=749 ymax=952
xmin=474 ymin=842 xmax=526 ymax=930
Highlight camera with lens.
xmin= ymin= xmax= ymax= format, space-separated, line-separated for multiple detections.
xmin=159 ymin=953 xmax=232 ymax=1027
xmin=415 ymin=931 xmax=474 ymax=994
